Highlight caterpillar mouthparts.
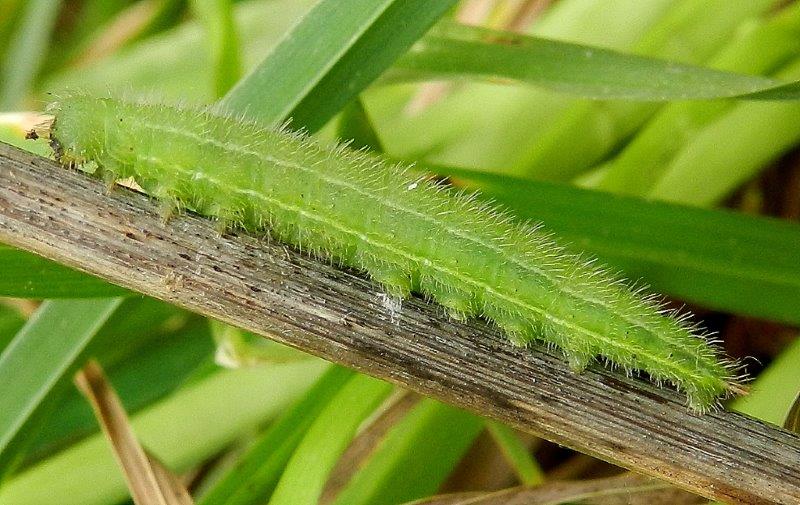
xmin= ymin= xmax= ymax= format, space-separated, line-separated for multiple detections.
xmin=46 ymin=93 xmax=741 ymax=412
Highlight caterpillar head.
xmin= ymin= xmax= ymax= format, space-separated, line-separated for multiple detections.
xmin=47 ymin=93 xmax=138 ymax=173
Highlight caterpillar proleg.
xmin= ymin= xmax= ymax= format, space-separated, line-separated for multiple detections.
xmin=46 ymin=94 xmax=740 ymax=411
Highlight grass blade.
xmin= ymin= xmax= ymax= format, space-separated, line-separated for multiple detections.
xmin=336 ymin=98 xmax=385 ymax=151
xmin=331 ymin=400 xmax=484 ymax=505
xmin=0 ymin=245 xmax=128 ymax=298
xmin=321 ymin=392 xmax=421 ymax=502
xmin=0 ymin=298 xmax=186 ymax=477
xmin=74 ymin=360 xmax=193 ymax=505
xmin=732 ymin=336 xmax=800 ymax=426
xmin=190 ymin=0 xmax=242 ymax=97
xmin=0 ymin=0 xmax=62 ymax=109
xmin=0 ymin=298 xmax=123 ymax=457
xmin=24 ymin=309 xmax=213 ymax=467
xmin=369 ymin=0 xmax=783 ymax=182
xmin=390 ymin=22 xmax=800 ymax=101
xmin=486 ymin=421 xmax=543 ymax=487
xmin=219 ymin=0 xmax=457 ymax=131
xmin=649 ymin=58 xmax=800 ymax=206
xmin=511 ymin=0 xmax=786 ymax=182
xmin=267 ymin=374 xmax=394 ymax=505
xmin=596 ymin=1 xmax=800 ymax=195
xmin=197 ymin=365 xmax=354 ymax=505
xmin=0 ymin=361 xmax=327 ymax=505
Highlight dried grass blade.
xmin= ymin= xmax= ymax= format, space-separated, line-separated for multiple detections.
xmin=74 ymin=359 xmax=193 ymax=505
xmin=784 ymin=392 xmax=800 ymax=434
xmin=403 ymin=473 xmax=703 ymax=505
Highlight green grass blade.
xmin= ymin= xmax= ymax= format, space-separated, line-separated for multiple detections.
xmin=390 ymin=22 xmax=800 ymax=101
xmin=438 ymin=166 xmax=800 ymax=325
xmin=0 ymin=304 xmax=25 ymax=353
xmin=198 ymin=365 xmax=354 ymax=505
xmin=219 ymin=0 xmax=457 ymax=131
xmin=0 ymin=245 xmax=129 ymax=298
xmin=597 ymin=2 xmax=800 ymax=196
xmin=364 ymin=0 xmax=780 ymax=181
xmin=511 ymin=0 xmax=785 ymax=182
xmin=0 ymin=0 xmax=62 ymax=109
xmin=267 ymin=374 xmax=394 ymax=505
xmin=649 ymin=57 xmax=800 ymax=206
xmin=731 ymin=336 xmax=800 ymax=426
xmin=331 ymin=400 xmax=484 ymax=505
xmin=0 ymin=298 xmax=123 ymax=457
xmin=486 ymin=421 xmax=544 ymax=487
xmin=23 ymin=312 xmax=213 ymax=467
xmin=43 ymin=0 xmax=316 ymax=104
xmin=0 ymin=298 xmax=184 ymax=479
xmin=191 ymin=0 xmax=242 ymax=97
xmin=0 ymin=361 xmax=327 ymax=505
xmin=336 ymin=99 xmax=385 ymax=151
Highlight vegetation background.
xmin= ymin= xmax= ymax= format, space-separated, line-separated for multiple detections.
xmin=0 ymin=0 xmax=799 ymax=504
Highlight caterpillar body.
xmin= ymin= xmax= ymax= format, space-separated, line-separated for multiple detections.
xmin=47 ymin=94 xmax=738 ymax=411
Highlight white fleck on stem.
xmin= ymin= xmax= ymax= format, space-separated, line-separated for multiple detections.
xmin=377 ymin=293 xmax=403 ymax=325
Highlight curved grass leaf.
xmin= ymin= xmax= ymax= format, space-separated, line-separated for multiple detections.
xmin=732 ymin=336 xmax=800 ymax=426
xmin=197 ymin=365 xmax=354 ymax=505
xmin=597 ymin=1 xmax=800 ymax=194
xmin=219 ymin=0 xmax=458 ymax=131
xmin=267 ymin=374 xmax=394 ymax=505
xmin=512 ymin=0 xmax=788 ymax=182
xmin=23 ymin=311 xmax=213 ymax=467
xmin=46 ymin=1 xmax=800 ymax=113
xmin=0 ymin=361 xmax=327 ymax=505
xmin=649 ymin=58 xmax=800 ymax=206
xmin=388 ymin=22 xmax=800 ymax=101
xmin=365 ymin=0 xmax=784 ymax=182
xmin=0 ymin=298 xmax=123 ymax=458
xmin=331 ymin=400 xmax=483 ymax=505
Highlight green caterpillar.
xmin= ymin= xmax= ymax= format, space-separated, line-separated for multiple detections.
xmin=46 ymin=94 xmax=739 ymax=411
